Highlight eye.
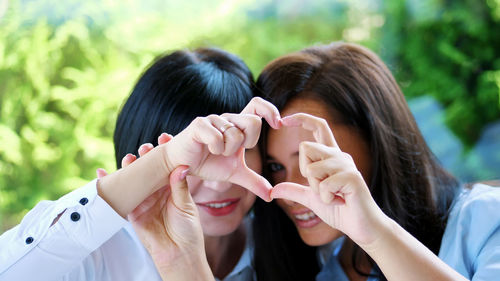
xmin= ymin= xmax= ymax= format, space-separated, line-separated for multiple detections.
xmin=267 ymin=162 xmax=284 ymax=173
xmin=266 ymin=161 xmax=286 ymax=185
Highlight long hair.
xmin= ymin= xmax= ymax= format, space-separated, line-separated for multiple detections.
xmin=253 ymin=42 xmax=460 ymax=281
xmin=114 ymin=48 xmax=254 ymax=168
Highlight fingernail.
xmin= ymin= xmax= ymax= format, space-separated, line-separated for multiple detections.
xmin=180 ymin=168 xmax=190 ymax=180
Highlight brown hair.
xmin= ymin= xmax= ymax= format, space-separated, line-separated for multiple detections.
xmin=252 ymin=42 xmax=459 ymax=281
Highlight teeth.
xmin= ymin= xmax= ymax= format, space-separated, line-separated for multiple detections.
xmin=294 ymin=211 xmax=317 ymax=221
xmin=206 ymin=202 xmax=232 ymax=208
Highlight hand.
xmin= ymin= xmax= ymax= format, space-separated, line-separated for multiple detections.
xmin=270 ymin=113 xmax=388 ymax=247
xmin=163 ymin=97 xmax=281 ymax=201
xmin=98 ymin=134 xmax=213 ymax=280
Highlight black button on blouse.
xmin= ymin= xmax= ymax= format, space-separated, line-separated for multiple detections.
xmin=70 ymin=212 xmax=81 ymax=222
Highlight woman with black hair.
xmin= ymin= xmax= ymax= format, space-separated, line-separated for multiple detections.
xmin=253 ymin=42 xmax=500 ymax=281
xmin=0 ymin=48 xmax=280 ymax=281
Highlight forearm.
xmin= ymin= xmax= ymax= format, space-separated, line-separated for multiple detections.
xmin=0 ymin=181 xmax=128 ymax=280
xmin=154 ymin=254 xmax=214 ymax=281
xmin=97 ymin=144 xmax=172 ymax=217
xmin=361 ymin=217 xmax=468 ymax=281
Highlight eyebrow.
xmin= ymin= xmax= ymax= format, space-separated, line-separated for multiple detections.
xmin=266 ymin=151 xmax=299 ymax=161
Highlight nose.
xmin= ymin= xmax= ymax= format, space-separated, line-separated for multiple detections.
xmin=280 ymin=167 xmax=309 ymax=206
xmin=288 ymin=167 xmax=309 ymax=186
xmin=201 ymin=180 xmax=233 ymax=192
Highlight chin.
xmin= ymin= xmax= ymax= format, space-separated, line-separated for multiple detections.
xmin=199 ymin=214 xmax=243 ymax=237
xmin=297 ymin=223 xmax=343 ymax=246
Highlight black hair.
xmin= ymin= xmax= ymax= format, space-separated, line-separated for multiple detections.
xmin=114 ymin=48 xmax=254 ymax=168
xmin=253 ymin=42 xmax=460 ymax=281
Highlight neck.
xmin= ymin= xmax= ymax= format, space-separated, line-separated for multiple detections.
xmin=338 ymin=239 xmax=372 ymax=281
xmin=204 ymin=223 xmax=247 ymax=280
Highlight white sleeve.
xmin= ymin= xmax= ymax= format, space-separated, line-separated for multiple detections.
xmin=0 ymin=179 xmax=128 ymax=281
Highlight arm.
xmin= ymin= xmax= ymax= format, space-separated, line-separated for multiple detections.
xmin=271 ymin=113 xmax=467 ymax=281
xmin=362 ymin=217 xmax=467 ymax=281
xmin=0 ymin=180 xmax=128 ymax=280
xmin=97 ymin=141 xmax=173 ymax=218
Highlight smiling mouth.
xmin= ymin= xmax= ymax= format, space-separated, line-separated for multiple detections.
xmin=197 ymin=199 xmax=240 ymax=216
xmin=294 ymin=211 xmax=317 ymax=221
xmin=204 ymin=202 xmax=233 ymax=208
xmin=291 ymin=209 xmax=322 ymax=228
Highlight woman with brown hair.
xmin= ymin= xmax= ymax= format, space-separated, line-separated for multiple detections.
xmin=252 ymin=42 xmax=500 ymax=280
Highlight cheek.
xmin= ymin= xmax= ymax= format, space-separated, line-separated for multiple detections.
xmin=186 ymin=176 xmax=202 ymax=196
xmin=241 ymin=191 xmax=256 ymax=210
xmin=245 ymin=149 xmax=262 ymax=174
xmin=275 ymin=199 xmax=291 ymax=212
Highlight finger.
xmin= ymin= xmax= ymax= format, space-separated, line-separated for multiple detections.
xmin=158 ymin=133 xmax=173 ymax=145
xmin=121 ymin=153 xmax=137 ymax=168
xmin=270 ymin=182 xmax=316 ymax=208
xmin=191 ymin=117 xmax=224 ymax=155
xmin=138 ymin=143 xmax=154 ymax=157
xmin=169 ymin=165 xmax=197 ymax=213
xmin=306 ymin=157 xmax=345 ymax=180
xmin=96 ymin=168 xmax=108 ymax=179
xmin=240 ymin=97 xmax=282 ymax=129
xmin=318 ymin=171 xmax=361 ymax=204
xmin=208 ymin=115 xmax=245 ymax=156
xmin=298 ymin=141 xmax=330 ymax=192
xmin=299 ymin=142 xmax=344 ymax=177
xmin=229 ymin=147 xmax=272 ymax=202
xmin=281 ymin=113 xmax=337 ymax=147
xmin=128 ymin=186 xmax=170 ymax=221
xmin=222 ymin=113 xmax=262 ymax=148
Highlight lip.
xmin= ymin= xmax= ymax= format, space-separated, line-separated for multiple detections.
xmin=196 ymin=198 xmax=240 ymax=217
xmin=289 ymin=208 xmax=322 ymax=228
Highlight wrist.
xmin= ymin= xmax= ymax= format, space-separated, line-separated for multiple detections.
xmin=154 ymin=250 xmax=214 ymax=281
xmin=358 ymin=213 xmax=398 ymax=256
xmin=97 ymin=146 xmax=173 ymax=217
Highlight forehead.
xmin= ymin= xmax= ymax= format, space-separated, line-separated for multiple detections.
xmin=280 ymin=97 xmax=334 ymax=122
xmin=267 ymin=97 xmax=335 ymax=155
xmin=281 ymin=97 xmax=338 ymax=135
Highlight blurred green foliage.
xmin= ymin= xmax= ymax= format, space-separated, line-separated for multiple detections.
xmin=0 ymin=0 xmax=499 ymax=232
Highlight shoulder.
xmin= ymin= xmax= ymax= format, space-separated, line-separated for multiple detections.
xmin=447 ymin=184 xmax=500 ymax=236
xmin=455 ymin=184 xmax=500 ymax=219
xmin=439 ymin=184 xmax=500 ymax=277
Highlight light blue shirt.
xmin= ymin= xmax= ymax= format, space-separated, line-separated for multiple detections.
xmin=316 ymin=183 xmax=500 ymax=281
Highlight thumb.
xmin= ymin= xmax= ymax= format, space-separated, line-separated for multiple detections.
xmin=271 ymin=182 xmax=315 ymax=208
xmin=230 ymin=147 xmax=272 ymax=202
xmin=169 ymin=166 xmax=196 ymax=213
xmin=96 ymin=168 xmax=108 ymax=179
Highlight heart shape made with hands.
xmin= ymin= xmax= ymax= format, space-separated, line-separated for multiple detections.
xmin=208 ymin=111 xmax=343 ymax=206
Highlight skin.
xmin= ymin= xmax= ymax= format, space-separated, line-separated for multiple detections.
xmin=267 ymin=97 xmax=372 ymax=247
xmin=124 ymin=144 xmax=259 ymax=278
xmin=269 ymin=97 xmax=467 ymax=281
xmin=189 ymin=148 xmax=259 ymax=277
xmin=188 ymin=148 xmax=259 ymax=236
xmin=97 ymin=97 xmax=282 ymax=280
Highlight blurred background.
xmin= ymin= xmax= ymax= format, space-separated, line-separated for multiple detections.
xmin=0 ymin=0 xmax=499 ymax=232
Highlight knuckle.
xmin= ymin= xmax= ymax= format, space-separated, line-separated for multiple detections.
xmin=305 ymin=165 xmax=314 ymax=177
xmin=193 ymin=116 xmax=204 ymax=126
xmin=251 ymin=97 xmax=263 ymax=104
xmin=342 ymin=152 xmax=354 ymax=162
xmin=250 ymin=116 xmax=262 ymax=128
xmin=319 ymin=118 xmax=328 ymax=127
xmin=233 ymin=129 xmax=245 ymax=143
